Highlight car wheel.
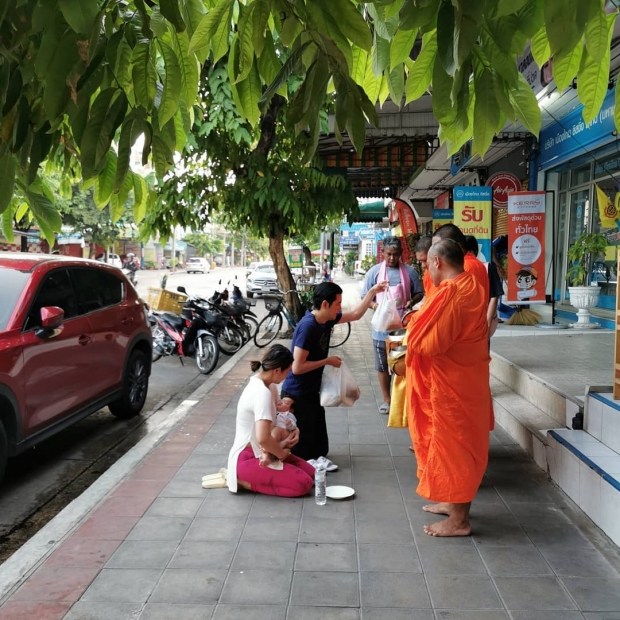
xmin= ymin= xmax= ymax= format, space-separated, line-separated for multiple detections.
xmin=247 ymin=291 xmax=254 ymax=298
xmin=0 ymin=420 xmax=7 ymax=484
xmin=109 ymin=349 xmax=149 ymax=419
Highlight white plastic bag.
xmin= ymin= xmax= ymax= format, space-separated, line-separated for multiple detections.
xmin=371 ymin=291 xmax=401 ymax=333
xmin=320 ymin=362 xmax=361 ymax=407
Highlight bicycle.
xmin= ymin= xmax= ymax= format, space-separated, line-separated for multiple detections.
xmin=253 ymin=289 xmax=351 ymax=348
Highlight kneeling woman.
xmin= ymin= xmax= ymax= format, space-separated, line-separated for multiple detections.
xmin=227 ymin=344 xmax=315 ymax=497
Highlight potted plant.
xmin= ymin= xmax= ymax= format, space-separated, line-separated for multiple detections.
xmin=565 ymin=231 xmax=607 ymax=327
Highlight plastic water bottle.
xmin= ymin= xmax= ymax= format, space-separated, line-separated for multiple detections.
xmin=315 ymin=464 xmax=327 ymax=505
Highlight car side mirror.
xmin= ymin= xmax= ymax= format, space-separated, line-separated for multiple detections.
xmin=36 ymin=306 xmax=64 ymax=339
xmin=177 ymin=286 xmax=187 ymax=294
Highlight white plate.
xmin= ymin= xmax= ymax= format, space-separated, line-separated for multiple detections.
xmin=325 ymin=485 xmax=355 ymax=500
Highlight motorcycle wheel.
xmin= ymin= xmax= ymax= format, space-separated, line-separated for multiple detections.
xmin=215 ymin=325 xmax=245 ymax=355
xmin=243 ymin=316 xmax=259 ymax=339
xmin=195 ymin=334 xmax=219 ymax=374
xmin=151 ymin=324 xmax=166 ymax=362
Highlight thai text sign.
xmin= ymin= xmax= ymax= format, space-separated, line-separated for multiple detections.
xmin=507 ymin=191 xmax=546 ymax=305
xmin=453 ymin=186 xmax=492 ymax=262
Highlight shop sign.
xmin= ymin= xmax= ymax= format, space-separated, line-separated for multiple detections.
xmin=517 ymin=42 xmax=553 ymax=97
xmin=393 ymin=198 xmax=419 ymax=236
xmin=487 ymin=172 xmax=522 ymax=209
xmin=506 ymin=191 xmax=546 ymax=305
xmin=453 ymin=186 xmax=492 ymax=261
xmin=432 ymin=209 xmax=454 ymax=231
xmin=435 ymin=190 xmax=451 ymax=210
xmin=288 ymin=247 xmax=303 ymax=268
xmin=539 ymin=88 xmax=616 ymax=169
xmin=450 ymin=140 xmax=472 ymax=176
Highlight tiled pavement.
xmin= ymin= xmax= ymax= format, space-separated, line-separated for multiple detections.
xmin=2 ymin=279 xmax=620 ymax=619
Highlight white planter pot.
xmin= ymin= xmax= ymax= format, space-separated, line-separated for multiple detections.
xmin=567 ymin=286 xmax=601 ymax=328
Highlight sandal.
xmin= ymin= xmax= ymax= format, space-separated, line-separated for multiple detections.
xmin=316 ymin=456 xmax=339 ymax=472
xmin=378 ymin=403 xmax=390 ymax=415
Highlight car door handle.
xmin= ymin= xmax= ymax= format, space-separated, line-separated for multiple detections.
xmin=121 ymin=317 xmax=134 ymax=325
xmin=78 ymin=334 xmax=92 ymax=346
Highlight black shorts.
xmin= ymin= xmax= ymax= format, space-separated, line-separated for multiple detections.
xmin=280 ymin=390 xmax=328 ymax=461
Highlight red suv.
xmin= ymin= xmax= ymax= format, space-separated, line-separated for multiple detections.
xmin=0 ymin=254 xmax=152 ymax=481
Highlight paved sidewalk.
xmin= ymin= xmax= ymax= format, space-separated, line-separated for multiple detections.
xmin=2 ymin=278 xmax=620 ymax=619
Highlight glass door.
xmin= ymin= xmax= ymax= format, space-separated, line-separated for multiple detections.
xmin=563 ymin=189 xmax=590 ymax=290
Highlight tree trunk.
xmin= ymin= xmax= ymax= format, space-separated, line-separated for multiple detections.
xmin=269 ymin=232 xmax=303 ymax=322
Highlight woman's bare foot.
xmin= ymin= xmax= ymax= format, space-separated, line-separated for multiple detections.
xmin=423 ymin=502 xmax=452 ymax=515
xmin=423 ymin=518 xmax=471 ymax=537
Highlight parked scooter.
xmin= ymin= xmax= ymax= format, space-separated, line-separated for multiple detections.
xmin=122 ymin=267 xmax=137 ymax=287
xmin=149 ymin=299 xmax=220 ymax=374
xmin=209 ymin=279 xmax=259 ymax=341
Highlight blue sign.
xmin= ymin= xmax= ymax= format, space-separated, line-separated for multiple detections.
xmin=450 ymin=140 xmax=472 ymax=176
xmin=539 ymin=89 xmax=617 ymax=170
xmin=432 ymin=209 xmax=454 ymax=219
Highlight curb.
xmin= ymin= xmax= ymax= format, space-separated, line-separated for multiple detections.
xmin=0 ymin=347 xmax=252 ymax=604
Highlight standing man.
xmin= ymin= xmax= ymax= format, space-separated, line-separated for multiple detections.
xmin=362 ymin=237 xmax=423 ymax=414
xmin=406 ymin=240 xmax=491 ymax=537
xmin=281 ymin=280 xmax=387 ymax=464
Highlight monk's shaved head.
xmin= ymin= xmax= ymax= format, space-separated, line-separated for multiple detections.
xmin=415 ymin=236 xmax=432 ymax=254
xmin=432 ymin=223 xmax=467 ymax=252
xmin=428 ymin=239 xmax=465 ymax=269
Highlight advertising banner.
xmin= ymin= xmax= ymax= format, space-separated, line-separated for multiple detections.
xmin=393 ymin=198 xmax=418 ymax=236
xmin=453 ymin=186 xmax=492 ymax=262
xmin=506 ymin=191 xmax=546 ymax=305
xmin=432 ymin=209 xmax=454 ymax=231
xmin=288 ymin=247 xmax=303 ymax=268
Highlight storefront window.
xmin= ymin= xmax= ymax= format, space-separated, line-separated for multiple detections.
xmin=571 ymin=165 xmax=591 ymax=187
xmin=555 ymin=192 xmax=567 ymax=301
xmin=591 ymin=177 xmax=619 ymax=300
xmin=595 ymin=154 xmax=620 ymax=179
xmin=559 ymin=172 xmax=568 ymax=191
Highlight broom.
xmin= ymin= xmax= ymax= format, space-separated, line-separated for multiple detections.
xmin=505 ymin=306 xmax=541 ymax=326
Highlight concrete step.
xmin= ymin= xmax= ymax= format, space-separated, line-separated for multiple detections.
xmin=491 ymin=376 xmax=563 ymax=470
xmin=491 ymin=351 xmax=583 ymax=428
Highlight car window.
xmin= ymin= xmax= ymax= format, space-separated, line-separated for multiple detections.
xmin=24 ymin=269 xmax=79 ymax=331
xmin=71 ymin=268 xmax=124 ymax=314
xmin=0 ymin=268 xmax=30 ymax=331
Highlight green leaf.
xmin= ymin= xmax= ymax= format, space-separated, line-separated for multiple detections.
xmin=167 ymin=30 xmax=199 ymax=108
xmin=44 ymin=32 xmax=79 ymax=121
xmin=114 ymin=118 xmax=134 ymax=193
xmin=400 ymin=0 xmax=439 ymax=31
xmin=578 ymin=21 xmax=612 ymax=125
xmin=585 ymin=0 xmax=610 ymax=63
xmin=372 ymin=34 xmax=391 ymax=77
xmin=25 ymin=187 xmax=62 ymax=244
xmin=133 ymin=174 xmax=147 ymax=223
xmin=387 ymin=66 xmax=405 ymax=106
xmin=114 ymin=36 xmax=133 ymax=92
xmin=345 ymin=99 xmax=366 ymax=154
xmin=58 ymin=0 xmax=98 ymax=34
xmin=0 ymin=152 xmax=15 ymax=214
xmin=324 ymin=0 xmax=372 ymax=51
xmin=390 ymin=28 xmax=418 ymax=70
xmin=151 ymin=7 xmax=169 ymax=37
xmin=437 ymin=0 xmax=455 ymax=75
xmin=508 ymin=73 xmax=541 ymax=135
xmin=352 ymin=46 xmax=368 ymax=85
xmin=134 ymin=0 xmax=154 ymax=38
xmin=182 ymin=0 xmax=206 ymax=39
xmin=515 ymin=0 xmax=544 ymax=38
xmin=544 ymin=0 xmax=587 ymax=59
xmin=159 ymin=41 xmax=182 ymax=129
xmin=530 ymin=25 xmax=551 ymax=67
xmin=236 ymin=4 xmax=255 ymax=83
xmin=473 ymin=69 xmax=499 ymax=158
xmin=363 ymin=56 xmax=382 ymax=103
xmin=94 ymin=151 xmax=117 ymax=208
xmin=110 ymin=171 xmax=132 ymax=223
xmin=212 ymin=8 xmax=232 ymax=63
xmin=405 ymin=30 xmax=437 ymax=102
xmin=132 ymin=41 xmax=157 ymax=110
xmin=496 ymin=0 xmax=528 ymax=17
xmin=2 ymin=206 xmax=14 ymax=242
xmin=237 ymin=60 xmax=261 ymax=126
xmin=252 ymin=0 xmax=270 ymax=58
xmin=259 ymin=42 xmax=311 ymax=110
xmin=553 ymin=43 xmax=583 ymax=92
xmin=160 ymin=0 xmax=186 ymax=32
xmin=80 ymin=88 xmax=116 ymax=179
xmin=378 ymin=72 xmax=390 ymax=106
xmin=481 ymin=28 xmax=518 ymax=87
xmin=189 ymin=0 xmax=233 ymax=61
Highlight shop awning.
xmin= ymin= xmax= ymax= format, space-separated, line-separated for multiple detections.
xmin=354 ymin=200 xmax=388 ymax=223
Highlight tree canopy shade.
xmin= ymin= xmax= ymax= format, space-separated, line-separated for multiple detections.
xmin=1 ymin=0 xmax=619 ymax=242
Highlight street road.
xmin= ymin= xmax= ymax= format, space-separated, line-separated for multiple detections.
xmin=0 ymin=266 xmax=259 ymax=562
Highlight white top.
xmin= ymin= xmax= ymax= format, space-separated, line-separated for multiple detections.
xmin=275 ymin=411 xmax=297 ymax=430
xmin=227 ymin=376 xmax=278 ymax=492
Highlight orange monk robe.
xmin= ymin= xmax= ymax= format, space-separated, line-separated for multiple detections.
xmin=464 ymin=252 xmax=489 ymax=300
xmin=422 ymin=269 xmax=434 ymax=296
xmin=405 ymin=272 xmax=491 ymax=504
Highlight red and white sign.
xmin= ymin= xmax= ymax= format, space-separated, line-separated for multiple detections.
xmin=393 ymin=198 xmax=418 ymax=236
xmin=487 ymin=172 xmax=521 ymax=209
xmin=506 ymin=191 xmax=546 ymax=305
xmin=435 ymin=190 xmax=451 ymax=211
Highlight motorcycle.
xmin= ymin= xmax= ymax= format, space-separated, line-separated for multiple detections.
xmin=122 ymin=267 xmax=137 ymax=287
xmin=209 ymin=279 xmax=259 ymax=341
xmin=149 ymin=299 xmax=220 ymax=374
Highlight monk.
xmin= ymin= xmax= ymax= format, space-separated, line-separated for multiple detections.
xmin=405 ymin=240 xmax=491 ymax=537
xmin=432 ymin=223 xmax=489 ymax=300
xmin=415 ymin=235 xmax=433 ymax=296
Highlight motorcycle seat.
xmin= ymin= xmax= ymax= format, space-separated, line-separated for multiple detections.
xmin=160 ymin=312 xmax=185 ymax=328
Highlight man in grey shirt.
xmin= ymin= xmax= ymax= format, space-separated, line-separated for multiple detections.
xmin=362 ymin=237 xmax=423 ymax=414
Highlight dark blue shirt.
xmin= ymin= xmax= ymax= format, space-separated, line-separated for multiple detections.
xmin=281 ymin=310 xmax=342 ymax=397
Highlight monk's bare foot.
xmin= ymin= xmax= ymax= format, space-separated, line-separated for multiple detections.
xmin=423 ymin=519 xmax=471 ymax=537
xmin=423 ymin=502 xmax=452 ymax=515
